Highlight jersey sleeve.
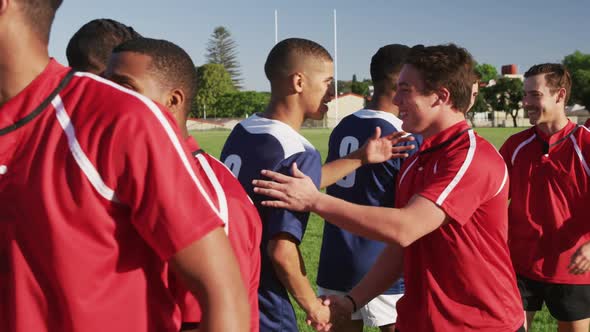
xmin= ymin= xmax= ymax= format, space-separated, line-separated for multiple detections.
xmin=418 ymin=143 xmax=502 ymax=226
xmin=265 ymin=150 xmax=322 ymax=243
xmin=110 ymin=102 xmax=224 ymax=260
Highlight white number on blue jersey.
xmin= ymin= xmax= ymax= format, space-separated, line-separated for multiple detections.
xmin=336 ymin=136 xmax=359 ymax=188
xmin=223 ymin=154 xmax=242 ymax=177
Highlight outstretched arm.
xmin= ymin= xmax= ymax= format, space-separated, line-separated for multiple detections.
xmin=171 ymin=228 xmax=250 ymax=332
xmin=320 ymin=127 xmax=415 ymax=189
xmin=253 ymin=163 xmax=449 ymax=247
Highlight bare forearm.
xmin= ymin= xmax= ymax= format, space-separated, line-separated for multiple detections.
xmin=320 ymin=149 xmax=363 ymax=189
xmin=311 ymin=194 xmax=448 ymax=247
xmin=171 ymin=229 xmax=250 ymax=332
xmin=312 ymin=192 xmax=408 ymax=244
xmin=349 ymin=244 xmax=404 ymax=307
xmin=269 ymin=240 xmax=318 ymax=314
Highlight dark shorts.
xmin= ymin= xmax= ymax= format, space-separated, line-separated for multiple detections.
xmin=396 ymin=327 xmax=524 ymax=332
xmin=517 ymin=275 xmax=590 ymax=321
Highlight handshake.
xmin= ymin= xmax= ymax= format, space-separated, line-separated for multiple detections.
xmin=305 ymin=294 xmax=358 ymax=331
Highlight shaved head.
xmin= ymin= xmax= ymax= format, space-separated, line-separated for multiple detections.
xmin=264 ymin=38 xmax=333 ymax=83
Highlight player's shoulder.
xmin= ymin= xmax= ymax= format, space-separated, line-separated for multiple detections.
xmin=237 ymin=114 xmax=316 ymax=159
xmin=575 ymin=123 xmax=590 ymax=140
xmin=440 ymin=129 xmax=503 ymax=172
xmin=457 ymin=132 xmax=505 ymax=180
xmin=351 ymin=109 xmax=403 ymax=130
xmin=64 ymin=72 xmax=168 ymax=128
xmin=331 ymin=109 xmax=402 ymax=140
xmin=501 ymin=127 xmax=536 ymax=151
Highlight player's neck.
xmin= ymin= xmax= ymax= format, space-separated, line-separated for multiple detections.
xmin=174 ymin=113 xmax=190 ymax=139
xmin=421 ymin=110 xmax=466 ymax=139
xmin=366 ymin=94 xmax=398 ymax=116
xmin=261 ymin=99 xmax=305 ymax=132
xmin=0 ymin=38 xmax=49 ymax=106
xmin=536 ymin=113 xmax=569 ymax=136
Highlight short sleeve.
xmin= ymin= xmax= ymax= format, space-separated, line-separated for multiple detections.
xmin=418 ymin=145 xmax=502 ymax=226
xmin=111 ymin=102 xmax=224 ymax=260
xmin=265 ymin=150 xmax=322 ymax=243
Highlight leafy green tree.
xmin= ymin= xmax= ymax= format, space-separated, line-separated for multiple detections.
xmin=350 ymin=74 xmax=370 ymax=96
xmin=337 ymin=80 xmax=352 ymax=94
xmin=213 ymin=91 xmax=270 ymax=118
xmin=475 ymin=63 xmax=498 ymax=83
xmin=466 ymin=92 xmax=490 ymax=127
xmin=206 ymin=26 xmax=242 ymax=89
xmin=193 ymin=63 xmax=236 ymax=118
xmin=563 ymin=51 xmax=590 ymax=107
xmin=483 ymin=77 xmax=523 ymax=127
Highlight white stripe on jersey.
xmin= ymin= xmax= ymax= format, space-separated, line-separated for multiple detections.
xmin=511 ymin=134 xmax=536 ymax=166
xmin=570 ymin=135 xmax=590 ymax=177
xmin=195 ymin=154 xmax=229 ymax=234
xmin=52 ymin=95 xmax=119 ymax=202
xmin=436 ymin=130 xmax=476 ymax=206
xmin=398 ymin=157 xmax=418 ymax=187
xmin=353 ymin=109 xmax=404 ymax=131
xmin=72 ymin=72 xmax=226 ymax=223
xmin=493 ymin=165 xmax=509 ymax=198
xmin=239 ymin=114 xmax=315 ymax=159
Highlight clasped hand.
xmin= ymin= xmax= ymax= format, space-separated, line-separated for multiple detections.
xmin=305 ymin=295 xmax=355 ymax=331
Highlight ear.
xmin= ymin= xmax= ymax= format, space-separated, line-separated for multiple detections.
xmin=431 ymin=87 xmax=451 ymax=107
xmin=291 ymin=72 xmax=304 ymax=93
xmin=165 ymin=88 xmax=186 ymax=114
xmin=555 ymin=87 xmax=567 ymax=104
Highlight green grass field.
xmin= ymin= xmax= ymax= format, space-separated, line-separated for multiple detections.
xmin=192 ymin=127 xmax=558 ymax=332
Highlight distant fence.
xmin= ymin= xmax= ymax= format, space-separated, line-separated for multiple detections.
xmin=187 ymin=113 xmax=590 ymax=131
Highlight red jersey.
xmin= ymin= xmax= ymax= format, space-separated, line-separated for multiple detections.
xmin=169 ymin=137 xmax=262 ymax=331
xmin=394 ymin=121 xmax=523 ymax=332
xmin=500 ymin=121 xmax=590 ymax=284
xmin=585 ymin=118 xmax=590 ymax=128
xmin=0 ymin=60 xmax=225 ymax=332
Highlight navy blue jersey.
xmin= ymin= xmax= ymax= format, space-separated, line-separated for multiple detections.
xmin=220 ymin=114 xmax=321 ymax=332
xmin=317 ymin=109 xmax=421 ymax=295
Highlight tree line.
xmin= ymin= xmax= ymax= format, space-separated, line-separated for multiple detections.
xmin=193 ymin=27 xmax=590 ymax=124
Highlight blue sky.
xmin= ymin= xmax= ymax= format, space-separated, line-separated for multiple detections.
xmin=49 ymin=0 xmax=590 ymax=91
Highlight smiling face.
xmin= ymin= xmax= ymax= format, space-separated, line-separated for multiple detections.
xmin=393 ymin=64 xmax=440 ymax=136
xmin=104 ymin=51 xmax=168 ymax=105
xmin=300 ymin=58 xmax=335 ymax=120
xmin=523 ymin=74 xmax=564 ymax=126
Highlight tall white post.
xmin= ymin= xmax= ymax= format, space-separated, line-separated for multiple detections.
xmin=274 ymin=10 xmax=278 ymax=44
xmin=333 ymin=9 xmax=339 ymax=125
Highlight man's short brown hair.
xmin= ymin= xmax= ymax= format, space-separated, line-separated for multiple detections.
xmin=16 ymin=0 xmax=63 ymax=43
xmin=524 ymin=63 xmax=572 ymax=104
xmin=264 ymin=38 xmax=333 ymax=82
xmin=406 ymin=44 xmax=476 ymax=113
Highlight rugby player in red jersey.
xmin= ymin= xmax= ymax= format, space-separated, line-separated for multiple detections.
xmin=253 ymin=44 xmax=524 ymax=332
xmin=500 ymin=63 xmax=590 ymax=332
xmin=0 ymin=1 xmax=248 ymax=331
xmin=104 ymin=37 xmax=263 ymax=332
